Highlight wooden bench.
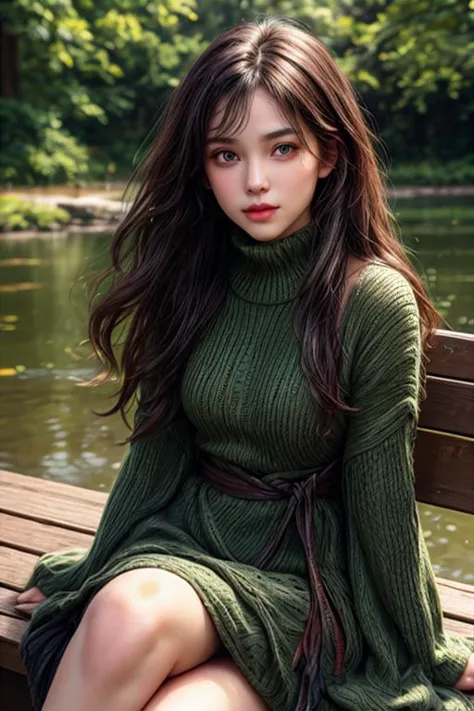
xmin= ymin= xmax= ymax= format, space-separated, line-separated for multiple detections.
xmin=1 ymin=328 xmax=473 ymax=708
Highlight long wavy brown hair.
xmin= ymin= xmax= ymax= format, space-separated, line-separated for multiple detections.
xmin=88 ymin=16 xmax=441 ymax=443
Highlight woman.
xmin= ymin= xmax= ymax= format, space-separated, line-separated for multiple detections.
xmin=17 ymin=16 xmax=474 ymax=711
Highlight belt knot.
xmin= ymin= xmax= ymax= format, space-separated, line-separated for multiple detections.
xmin=198 ymin=454 xmax=346 ymax=710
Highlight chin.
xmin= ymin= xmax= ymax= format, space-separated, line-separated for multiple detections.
xmin=241 ymin=224 xmax=290 ymax=242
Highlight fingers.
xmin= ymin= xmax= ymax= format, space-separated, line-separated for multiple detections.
xmin=453 ymin=653 xmax=474 ymax=691
xmin=15 ymin=587 xmax=46 ymax=617
xmin=16 ymin=586 xmax=46 ymax=604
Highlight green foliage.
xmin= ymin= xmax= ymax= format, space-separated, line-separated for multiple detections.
xmin=345 ymin=0 xmax=473 ymax=112
xmin=1 ymin=0 xmax=204 ymax=185
xmin=0 ymin=100 xmax=89 ymax=185
xmin=390 ymin=157 xmax=474 ymax=186
xmin=0 ymin=0 xmax=473 ymax=186
xmin=3 ymin=0 xmax=200 ymax=113
xmin=0 ymin=196 xmax=71 ymax=231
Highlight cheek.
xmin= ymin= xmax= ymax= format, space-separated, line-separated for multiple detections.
xmin=205 ymin=166 xmax=236 ymax=206
xmin=300 ymin=153 xmax=319 ymax=172
xmin=284 ymin=157 xmax=319 ymax=193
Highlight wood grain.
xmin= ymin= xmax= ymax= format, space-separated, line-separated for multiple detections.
xmin=0 ymin=469 xmax=106 ymax=533
xmin=427 ymin=330 xmax=474 ymax=381
xmin=420 ymin=376 xmax=474 ymax=437
xmin=0 ymin=513 xmax=94 ymax=555
xmin=414 ymin=430 xmax=474 ymax=514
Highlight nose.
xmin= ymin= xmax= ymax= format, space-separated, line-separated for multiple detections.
xmin=245 ymin=160 xmax=269 ymax=194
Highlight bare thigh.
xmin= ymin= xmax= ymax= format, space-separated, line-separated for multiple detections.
xmin=143 ymin=657 xmax=270 ymax=711
xmin=87 ymin=567 xmax=223 ymax=677
xmin=42 ymin=568 xmax=224 ymax=711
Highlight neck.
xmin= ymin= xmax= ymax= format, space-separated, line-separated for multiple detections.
xmin=228 ymin=223 xmax=318 ymax=305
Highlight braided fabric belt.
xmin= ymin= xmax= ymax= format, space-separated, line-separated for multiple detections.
xmin=199 ymin=454 xmax=346 ymax=711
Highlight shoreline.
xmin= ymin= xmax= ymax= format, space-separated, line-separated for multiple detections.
xmin=387 ymin=185 xmax=474 ymax=199
xmin=1 ymin=184 xmax=473 ymax=239
xmin=1 ymin=223 xmax=115 ymax=240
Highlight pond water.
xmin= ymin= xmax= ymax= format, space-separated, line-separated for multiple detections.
xmin=0 ymin=196 xmax=473 ymax=582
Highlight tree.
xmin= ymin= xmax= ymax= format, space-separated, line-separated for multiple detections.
xmin=0 ymin=0 xmax=201 ymax=183
xmin=1 ymin=0 xmax=473 ymax=185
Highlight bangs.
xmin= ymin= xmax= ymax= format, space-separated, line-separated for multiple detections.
xmin=208 ymin=84 xmax=252 ymax=139
xmin=204 ymin=78 xmax=315 ymax=155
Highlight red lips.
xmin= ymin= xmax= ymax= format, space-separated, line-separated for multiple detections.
xmin=243 ymin=203 xmax=278 ymax=212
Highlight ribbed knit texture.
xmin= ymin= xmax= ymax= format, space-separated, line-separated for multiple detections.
xmin=20 ymin=223 xmax=473 ymax=711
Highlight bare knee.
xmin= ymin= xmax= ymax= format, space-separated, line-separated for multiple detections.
xmin=79 ymin=568 xmax=219 ymax=685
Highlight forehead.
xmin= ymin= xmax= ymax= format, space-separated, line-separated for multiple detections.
xmin=207 ymin=87 xmax=294 ymax=135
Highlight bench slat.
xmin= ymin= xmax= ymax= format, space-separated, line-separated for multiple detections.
xmin=0 ymin=513 xmax=94 ymax=556
xmin=0 ymin=615 xmax=26 ymax=674
xmin=0 ymin=469 xmax=107 ymax=505
xmin=0 ymin=548 xmax=39 ymax=591
xmin=414 ymin=430 xmax=474 ymax=514
xmin=0 ymin=588 xmax=19 ymax=617
xmin=444 ymin=617 xmax=474 ymax=637
xmin=0 ymin=470 xmax=106 ymax=534
xmin=427 ymin=331 xmax=474 ymax=382
xmin=420 ymin=376 xmax=474 ymax=437
xmin=437 ymin=579 xmax=474 ymax=625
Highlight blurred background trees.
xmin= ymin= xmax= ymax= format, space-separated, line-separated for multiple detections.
xmin=1 ymin=0 xmax=473 ymax=186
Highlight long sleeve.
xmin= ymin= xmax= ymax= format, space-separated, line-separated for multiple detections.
xmin=21 ymin=392 xmax=197 ymax=710
xmin=341 ymin=269 xmax=473 ymax=687
xmin=25 ymin=400 xmax=196 ymax=597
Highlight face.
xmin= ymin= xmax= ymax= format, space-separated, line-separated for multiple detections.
xmin=203 ymin=87 xmax=336 ymax=242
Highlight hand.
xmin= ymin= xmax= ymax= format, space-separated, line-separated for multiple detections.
xmin=15 ymin=586 xmax=46 ymax=616
xmin=453 ymin=653 xmax=474 ymax=691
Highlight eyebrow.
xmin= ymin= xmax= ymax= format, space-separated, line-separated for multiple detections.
xmin=205 ymin=127 xmax=298 ymax=145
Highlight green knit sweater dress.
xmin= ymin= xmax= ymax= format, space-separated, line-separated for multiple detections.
xmin=20 ymin=224 xmax=474 ymax=711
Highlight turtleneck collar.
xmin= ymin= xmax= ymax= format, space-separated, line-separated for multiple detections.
xmin=228 ymin=223 xmax=317 ymax=304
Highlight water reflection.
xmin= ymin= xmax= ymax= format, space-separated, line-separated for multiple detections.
xmin=420 ymin=506 xmax=473 ymax=583
xmin=0 ymin=197 xmax=473 ymax=582
xmin=0 ymin=374 xmax=130 ymax=491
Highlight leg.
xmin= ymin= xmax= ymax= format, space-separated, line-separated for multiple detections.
xmin=142 ymin=658 xmax=269 ymax=711
xmin=43 ymin=568 xmax=221 ymax=711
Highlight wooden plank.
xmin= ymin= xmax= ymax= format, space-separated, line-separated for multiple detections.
xmin=444 ymin=617 xmax=474 ymax=637
xmin=414 ymin=430 xmax=474 ymax=514
xmin=427 ymin=330 xmax=474 ymax=382
xmin=0 ymin=513 xmax=94 ymax=556
xmin=437 ymin=578 xmax=474 ymax=594
xmin=0 ymin=614 xmax=26 ymax=674
xmin=0 ymin=548 xmax=39 ymax=591
xmin=0 ymin=610 xmax=26 ymax=647
xmin=0 ymin=469 xmax=107 ymax=506
xmin=0 ymin=587 xmax=21 ymax=617
xmin=419 ymin=376 xmax=474 ymax=437
xmin=0 ymin=470 xmax=106 ymax=534
xmin=437 ymin=579 xmax=474 ymax=625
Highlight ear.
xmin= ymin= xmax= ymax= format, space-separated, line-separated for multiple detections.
xmin=318 ymin=139 xmax=339 ymax=179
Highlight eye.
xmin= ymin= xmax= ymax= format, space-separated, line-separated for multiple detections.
xmin=274 ymin=143 xmax=297 ymax=157
xmin=215 ymin=150 xmax=237 ymax=164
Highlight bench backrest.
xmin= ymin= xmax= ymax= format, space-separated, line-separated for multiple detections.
xmin=415 ymin=329 xmax=474 ymax=515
